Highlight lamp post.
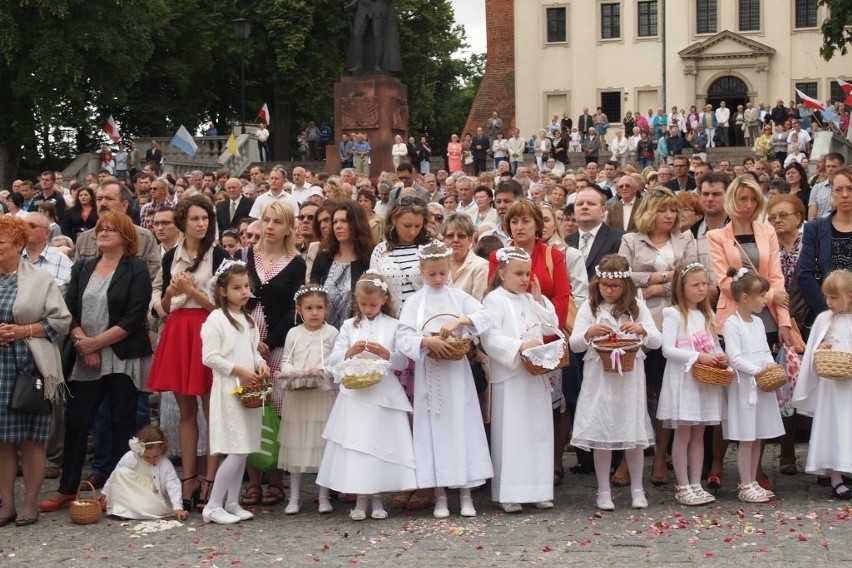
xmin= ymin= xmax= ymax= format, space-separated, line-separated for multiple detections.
xmin=232 ymin=18 xmax=252 ymax=135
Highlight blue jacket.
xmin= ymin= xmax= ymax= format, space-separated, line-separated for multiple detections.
xmin=796 ymin=214 xmax=833 ymax=315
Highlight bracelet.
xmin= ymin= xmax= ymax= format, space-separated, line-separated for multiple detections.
xmin=28 ymin=324 xmax=33 ymax=338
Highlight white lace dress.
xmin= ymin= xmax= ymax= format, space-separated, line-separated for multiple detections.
xmin=103 ymin=451 xmax=182 ymax=519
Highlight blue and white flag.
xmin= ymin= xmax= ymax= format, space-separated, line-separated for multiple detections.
xmin=822 ymin=107 xmax=841 ymax=126
xmin=170 ymin=125 xmax=198 ymax=157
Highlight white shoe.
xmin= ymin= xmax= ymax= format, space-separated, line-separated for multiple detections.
xmin=535 ymin=500 xmax=554 ymax=510
xmin=284 ymin=499 xmax=301 ymax=515
xmin=202 ymin=506 xmax=241 ymax=524
xmin=224 ymin=503 xmax=254 ymax=521
xmin=460 ymin=496 xmax=476 ymax=517
xmin=689 ymin=484 xmax=716 ymax=504
xmin=433 ymin=496 xmax=450 ymax=518
xmin=596 ymin=492 xmax=615 ymax=511
xmin=631 ymin=489 xmax=648 ymax=509
xmin=350 ymin=508 xmax=366 ymax=521
xmin=501 ymin=502 xmax=522 ymax=513
xmin=371 ymin=508 xmax=388 ymax=520
xmin=318 ymin=497 xmax=333 ymax=514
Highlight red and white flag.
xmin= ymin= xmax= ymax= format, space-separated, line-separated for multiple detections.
xmin=795 ymin=89 xmax=825 ymax=112
xmin=257 ymin=103 xmax=270 ymax=126
xmin=837 ymin=78 xmax=852 ymax=105
xmin=103 ymin=115 xmax=120 ymax=142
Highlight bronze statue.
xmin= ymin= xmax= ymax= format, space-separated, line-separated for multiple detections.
xmin=345 ymin=0 xmax=402 ymax=74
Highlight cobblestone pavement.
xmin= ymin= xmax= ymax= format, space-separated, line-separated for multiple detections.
xmin=3 ymin=445 xmax=851 ymax=567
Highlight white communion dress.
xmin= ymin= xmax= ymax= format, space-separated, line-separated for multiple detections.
xmin=104 ymin=451 xmax=182 ymax=519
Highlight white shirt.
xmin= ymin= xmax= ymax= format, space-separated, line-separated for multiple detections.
xmin=577 ymin=222 xmax=603 ymax=260
xmin=249 ymin=189 xmax=299 ymax=219
xmin=457 ymin=200 xmax=478 ymax=217
xmin=621 ymin=199 xmax=636 ymax=232
xmin=715 ymin=107 xmax=730 ymax=127
xmin=290 ymin=184 xmax=314 ymax=206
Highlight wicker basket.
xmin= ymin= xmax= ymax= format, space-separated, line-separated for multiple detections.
xmin=814 ymin=349 xmax=852 ymax=380
xmin=280 ymin=370 xmax=327 ymax=391
xmin=755 ymin=363 xmax=787 ymax=392
xmin=520 ymin=322 xmax=570 ymax=376
xmin=592 ymin=337 xmax=641 ymax=373
xmin=693 ymin=363 xmax=736 ymax=387
xmin=342 ymin=370 xmax=383 ymax=390
xmin=237 ymin=381 xmax=272 ymax=409
xmin=422 ymin=313 xmax=472 ymax=361
xmin=69 ymin=481 xmax=101 ymax=525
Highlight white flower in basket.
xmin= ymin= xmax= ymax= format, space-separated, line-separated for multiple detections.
xmin=520 ymin=322 xmax=570 ymax=376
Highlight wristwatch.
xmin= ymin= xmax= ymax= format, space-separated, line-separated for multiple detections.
xmin=661 ymin=272 xmax=669 ymax=284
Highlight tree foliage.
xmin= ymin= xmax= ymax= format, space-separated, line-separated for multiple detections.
xmin=0 ymin=0 xmax=482 ymax=186
xmin=819 ymin=0 xmax=852 ymax=61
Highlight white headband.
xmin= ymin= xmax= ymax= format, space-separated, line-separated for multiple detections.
xmin=495 ymin=247 xmax=531 ymax=264
xmin=680 ymin=262 xmax=704 ymax=277
xmin=294 ymin=284 xmax=328 ymax=303
xmin=416 ymin=244 xmax=452 ymax=260
xmin=357 ymin=277 xmax=388 ymax=292
xmin=129 ymin=437 xmax=164 ymax=457
xmin=595 ymin=266 xmax=632 ymax=280
xmin=731 ymin=267 xmax=750 ymax=282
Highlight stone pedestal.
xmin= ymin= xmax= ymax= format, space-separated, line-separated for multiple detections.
xmin=326 ymin=74 xmax=408 ymax=177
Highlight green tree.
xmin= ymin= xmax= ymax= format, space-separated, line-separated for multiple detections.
xmin=819 ymin=0 xmax=852 ymax=61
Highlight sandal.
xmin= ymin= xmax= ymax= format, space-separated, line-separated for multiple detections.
xmin=706 ymin=471 xmax=723 ymax=491
xmin=554 ymin=469 xmax=565 ymax=486
xmin=738 ymin=481 xmax=770 ymax=503
xmin=779 ymin=463 xmax=799 ymax=475
xmin=610 ymin=473 xmax=630 ymax=487
xmin=406 ymin=489 xmax=434 ymax=511
xmin=262 ymin=483 xmax=286 ymax=506
xmin=180 ymin=477 xmax=200 ymax=512
xmin=195 ymin=478 xmax=213 ymax=511
xmin=675 ymin=485 xmax=706 ymax=506
xmin=832 ymin=483 xmax=852 ymax=500
xmin=241 ymin=485 xmax=263 ymax=507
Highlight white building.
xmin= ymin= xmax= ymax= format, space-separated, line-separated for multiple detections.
xmin=509 ymin=0 xmax=850 ymax=136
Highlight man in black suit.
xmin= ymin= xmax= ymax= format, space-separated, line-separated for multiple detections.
xmin=663 ymin=155 xmax=697 ymax=192
xmin=577 ymin=108 xmax=593 ymax=140
xmin=144 ymin=141 xmax=162 ymax=166
xmin=564 ymin=187 xmax=625 ymax=475
xmin=471 ymin=127 xmax=490 ymax=175
xmin=216 ymin=177 xmax=255 ymax=233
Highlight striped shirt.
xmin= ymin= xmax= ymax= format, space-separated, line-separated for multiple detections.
xmin=21 ymin=245 xmax=73 ymax=296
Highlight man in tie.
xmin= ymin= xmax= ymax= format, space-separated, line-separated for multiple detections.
xmin=216 ymin=177 xmax=255 ymax=233
xmin=567 ymin=187 xmax=625 ymax=285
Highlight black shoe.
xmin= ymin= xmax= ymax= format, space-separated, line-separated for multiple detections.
xmin=568 ymin=463 xmax=594 ymax=474
xmin=85 ymin=474 xmax=106 ymax=490
xmin=833 ymin=483 xmax=852 ymax=500
xmin=817 ymin=475 xmax=832 ymax=487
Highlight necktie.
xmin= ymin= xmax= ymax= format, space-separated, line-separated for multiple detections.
xmin=580 ymin=232 xmax=591 ymax=257
xmin=230 ymin=200 xmax=237 ymax=221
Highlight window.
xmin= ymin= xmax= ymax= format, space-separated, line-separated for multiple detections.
xmin=739 ymin=0 xmax=760 ymax=31
xmin=638 ymin=1 xmax=658 ymax=37
xmin=601 ymin=3 xmax=621 ymax=39
xmin=831 ymin=82 xmax=846 ymax=104
xmin=600 ymin=92 xmax=622 ymax=125
xmin=546 ymin=7 xmax=567 ymax=43
xmin=696 ymin=0 xmax=717 ymax=34
xmin=795 ymin=82 xmax=818 ymax=101
xmin=794 ymin=0 xmax=818 ymax=29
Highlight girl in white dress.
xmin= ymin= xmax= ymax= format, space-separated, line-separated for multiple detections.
xmin=659 ymin=261 xmax=727 ymax=506
xmin=276 ymin=285 xmax=339 ymax=515
xmin=101 ymin=425 xmax=187 ymax=521
xmin=568 ymin=254 xmax=661 ymax=511
xmin=722 ymin=267 xmax=784 ymax=503
xmin=317 ymin=273 xmax=417 ymax=520
xmin=397 ymin=242 xmax=493 ymax=519
xmin=793 ymin=270 xmax=852 ymax=500
xmin=479 ymin=247 xmax=558 ymax=513
xmin=200 ymin=261 xmax=268 ymax=524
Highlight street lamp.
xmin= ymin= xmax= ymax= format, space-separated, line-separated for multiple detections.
xmin=232 ymin=18 xmax=252 ymax=134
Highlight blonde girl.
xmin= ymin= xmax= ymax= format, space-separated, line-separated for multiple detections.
xmin=276 ymin=285 xmax=339 ymax=514
xmin=793 ymin=270 xmax=852 ymax=500
xmin=318 ymin=273 xmax=417 ymax=520
xmin=658 ymin=261 xmax=726 ymax=506
xmin=200 ymin=261 xmax=268 ymax=524
xmin=568 ymin=254 xmax=661 ymax=511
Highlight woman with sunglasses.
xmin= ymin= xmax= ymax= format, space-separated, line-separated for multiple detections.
xmin=617 ymin=187 xmax=697 ymax=487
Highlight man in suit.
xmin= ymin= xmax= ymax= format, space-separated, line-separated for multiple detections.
xmin=565 ymin=187 xmax=625 ymax=474
xmin=216 ymin=177 xmax=255 ymax=233
xmin=577 ymin=108 xmax=593 ymax=139
xmin=144 ymin=141 xmax=163 ymax=166
xmin=471 ymin=127 xmax=490 ymax=175
xmin=606 ymin=174 xmax=643 ymax=233
xmin=664 ymin=155 xmax=697 ymax=193
xmin=581 ymin=128 xmax=602 ymax=165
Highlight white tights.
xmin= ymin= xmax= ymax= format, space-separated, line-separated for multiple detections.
xmin=208 ymin=454 xmax=247 ymax=509
xmin=737 ymin=441 xmax=762 ymax=485
xmin=594 ymin=448 xmax=645 ymax=494
xmin=672 ymin=425 xmax=706 ymax=486
xmin=288 ymin=471 xmax=329 ymax=503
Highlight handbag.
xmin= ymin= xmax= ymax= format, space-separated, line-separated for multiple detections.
xmin=10 ymin=370 xmax=52 ymax=415
xmin=246 ymin=404 xmax=281 ymax=473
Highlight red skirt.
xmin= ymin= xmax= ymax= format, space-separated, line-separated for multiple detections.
xmin=147 ymin=308 xmax=212 ymax=396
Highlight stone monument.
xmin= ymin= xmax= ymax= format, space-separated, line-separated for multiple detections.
xmin=327 ymin=0 xmax=408 ymax=177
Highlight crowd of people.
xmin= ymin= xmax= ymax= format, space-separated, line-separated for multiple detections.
xmin=1 ymin=98 xmax=852 ymax=529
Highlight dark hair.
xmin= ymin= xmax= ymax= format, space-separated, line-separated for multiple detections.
xmin=725 ymin=267 xmax=769 ymax=301
xmin=213 ymin=263 xmax=256 ymax=331
xmin=6 ymin=191 xmax=23 ymax=209
xmin=37 ymin=200 xmax=58 ymax=222
xmin=784 ymin=162 xmax=811 ymax=191
xmin=383 ymin=197 xmax=430 ymax=250
xmin=311 ymin=205 xmax=330 ymax=241
xmin=323 ymin=200 xmax=374 ymax=264
xmin=700 ymin=171 xmax=732 ymax=190
xmin=474 ymin=185 xmax=493 ymax=199
xmin=396 ymin=162 xmax=414 ymax=175
xmin=474 ymin=235 xmax=503 ymax=260
xmin=502 ymin=198 xmax=544 ymax=238
xmin=356 ymin=187 xmax=377 ymax=206
xmin=588 ymin=254 xmax=640 ymax=320
xmin=295 ymin=283 xmax=330 ymax=312
xmin=353 ymin=273 xmax=395 ymax=328
xmin=135 ymin=424 xmax=168 ymax=454
xmin=494 ymin=179 xmax=522 ymax=198
xmin=99 ymin=176 xmax=133 ymax=203
xmin=173 ymin=194 xmax=216 ymax=273
xmin=768 ymin=179 xmax=791 ymax=195
xmin=74 ymin=186 xmax=96 ymax=211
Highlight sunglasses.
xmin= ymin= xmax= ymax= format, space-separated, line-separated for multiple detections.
xmin=297 ymin=214 xmax=315 ymax=221
xmin=398 ymin=196 xmax=425 ymax=207
xmin=222 ymin=229 xmax=240 ymax=237
xmin=432 ymin=214 xmax=444 ymax=222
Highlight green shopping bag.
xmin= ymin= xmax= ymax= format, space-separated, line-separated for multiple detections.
xmin=247 ymin=404 xmax=280 ymax=472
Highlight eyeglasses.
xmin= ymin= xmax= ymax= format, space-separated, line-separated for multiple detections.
xmin=222 ymin=229 xmax=240 ymax=237
xmin=444 ymin=232 xmax=470 ymax=240
xmin=398 ymin=196 xmax=425 ymax=207
xmin=599 ymin=282 xmax=624 ymax=290
xmin=26 ymin=223 xmax=47 ymax=230
xmin=833 ymin=185 xmax=852 ymax=195
xmin=767 ymin=212 xmax=796 ymax=222
xmin=152 ymin=220 xmax=173 ymax=227
xmin=97 ymin=226 xmax=118 ymax=233
xmin=432 ymin=214 xmax=444 ymax=222
xmin=246 ymin=232 xmax=261 ymax=239
xmin=297 ymin=214 xmax=315 ymax=221
xmin=650 ymin=189 xmax=667 ymax=198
